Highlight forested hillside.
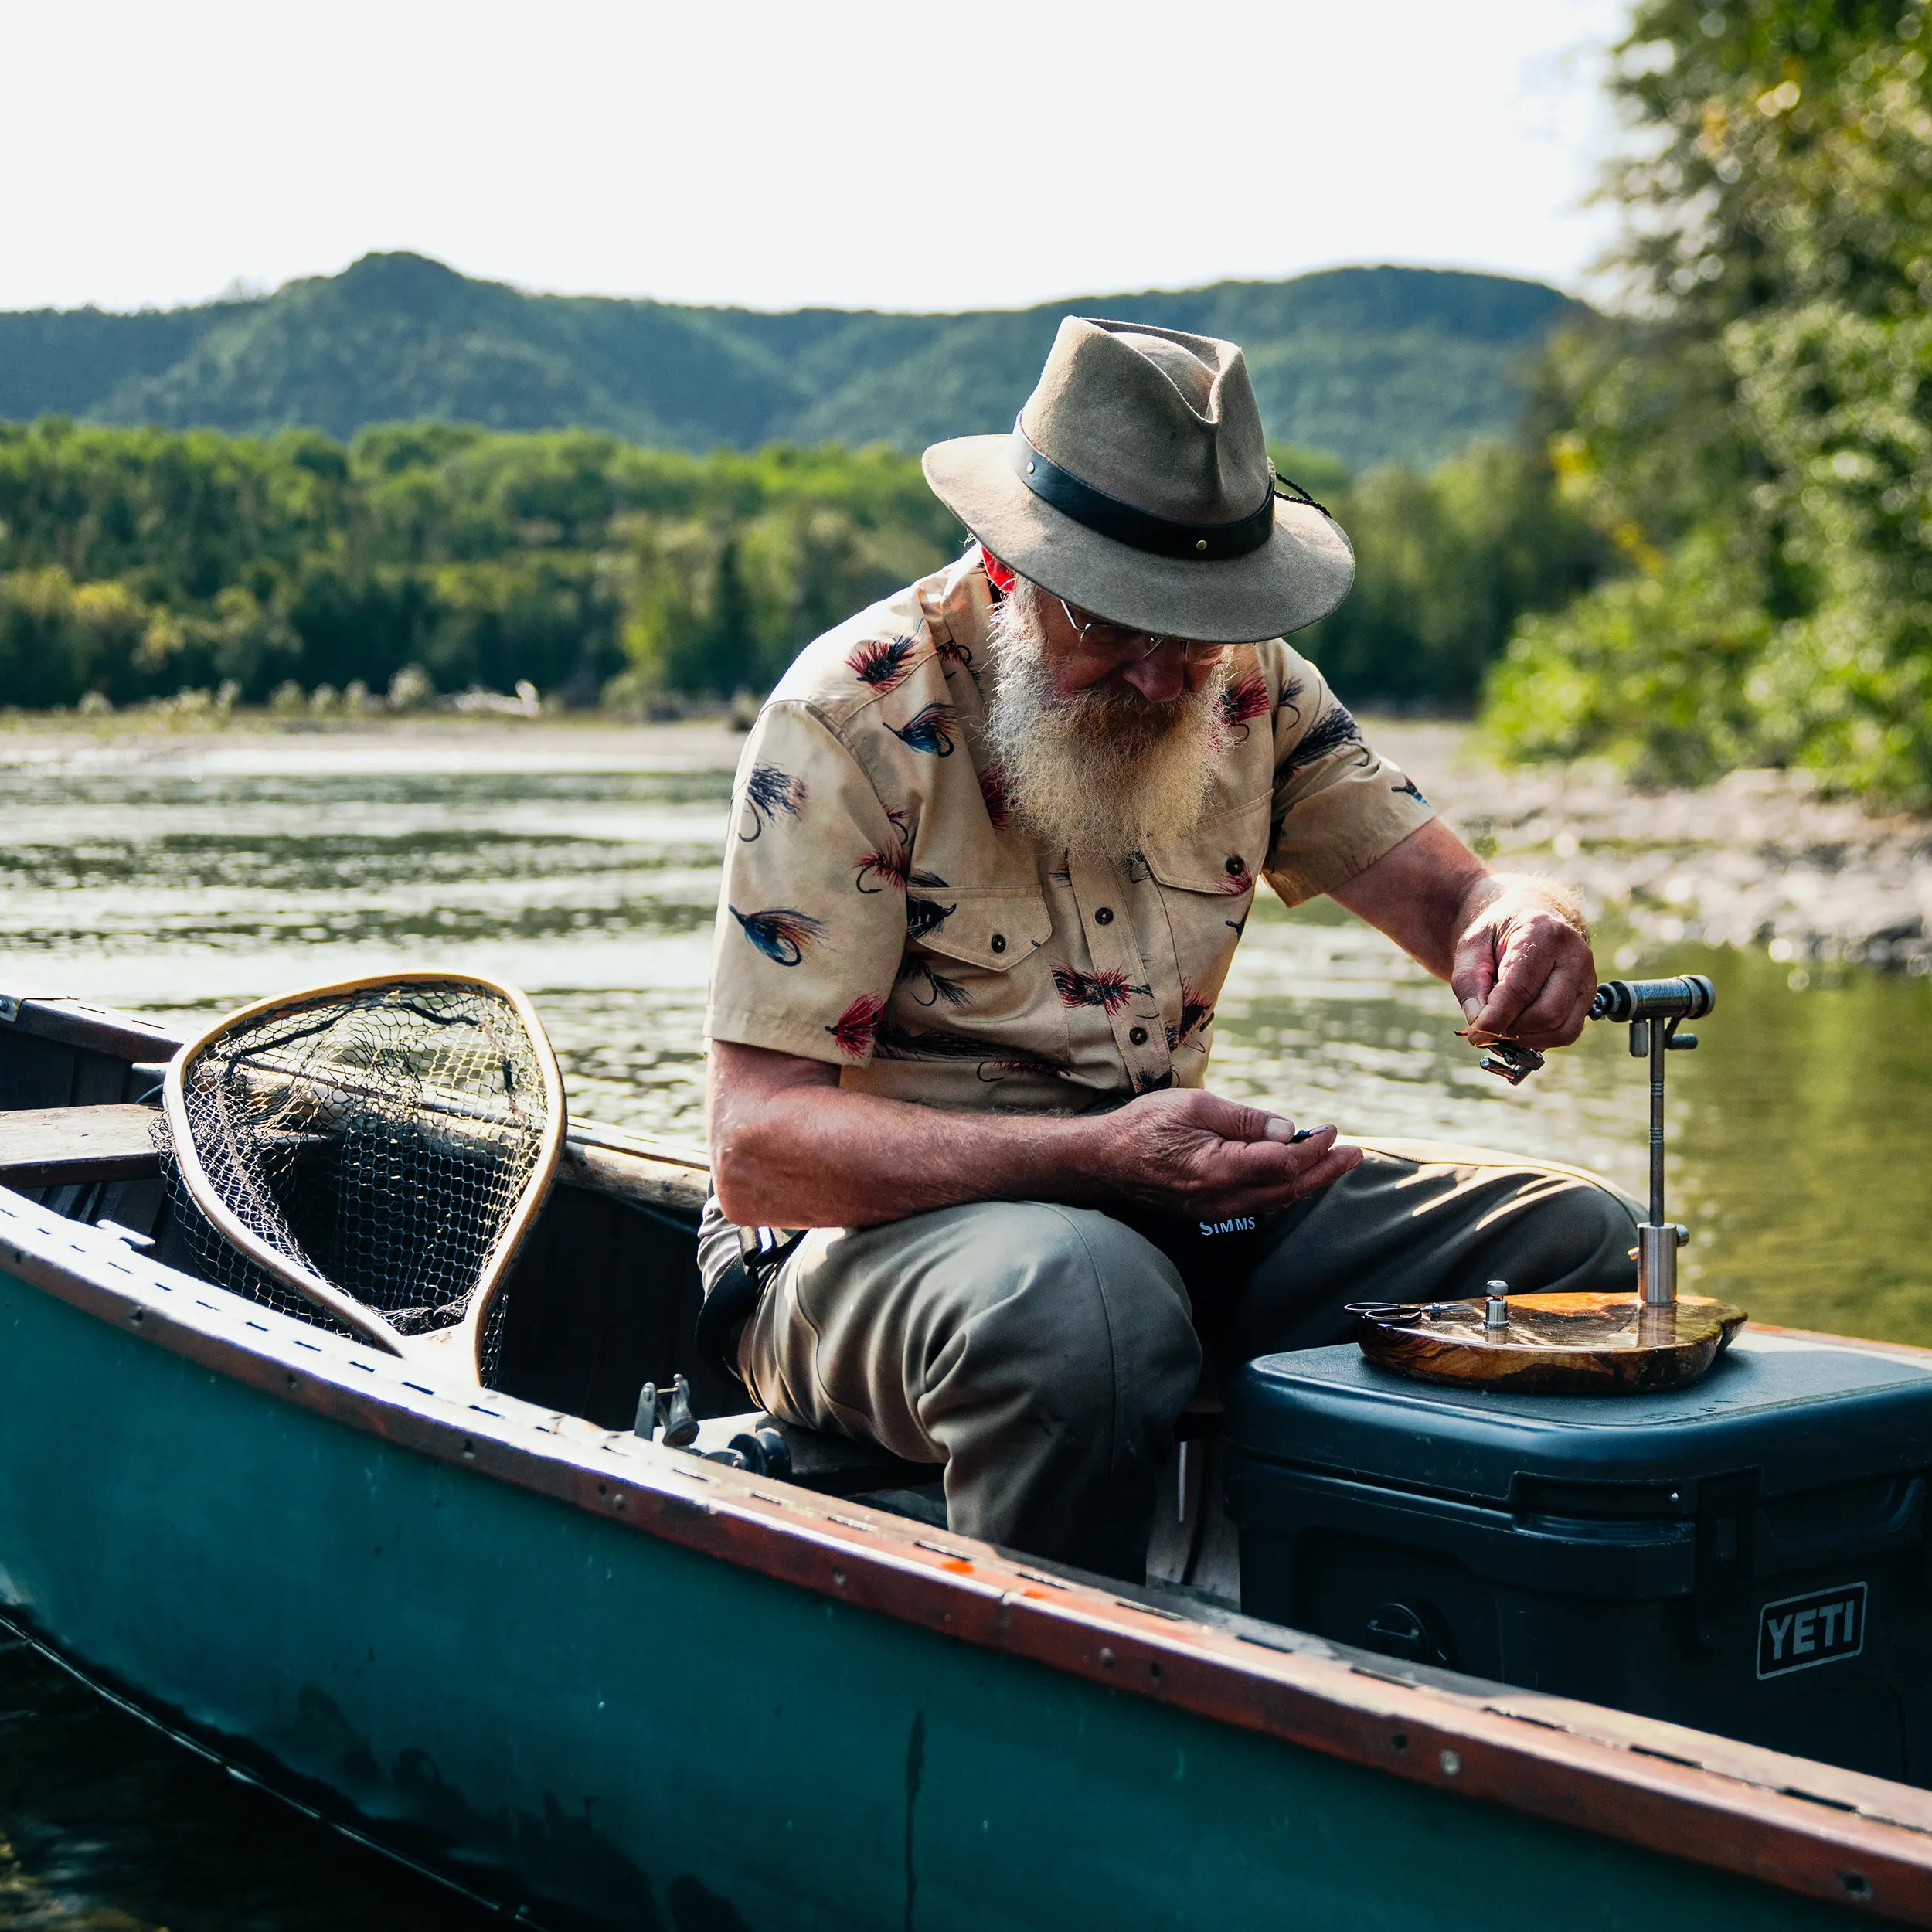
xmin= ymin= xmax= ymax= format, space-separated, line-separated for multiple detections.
xmin=0 ymin=256 xmax=1578 ymax=474
xmin=0 ymin=417 xmax=1605 ymax=716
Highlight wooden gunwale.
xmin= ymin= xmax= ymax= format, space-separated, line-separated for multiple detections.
xmin=6 ymin=996 xmax=1932 ymax=1920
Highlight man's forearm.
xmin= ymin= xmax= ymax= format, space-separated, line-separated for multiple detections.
xmin=1328 ymin=819 xmax=1492 ymax=980
xmin=711 ymin=1074 xmax=1102 ymax=1229
xmin=1328 ymin=819 xmax=1595 ymax=1046
xmin=708 ymin=1041 xmax=1357 ymax=1230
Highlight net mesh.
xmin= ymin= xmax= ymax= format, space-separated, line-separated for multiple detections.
xmin=157 ymin=981 xmax=552 ymax=1380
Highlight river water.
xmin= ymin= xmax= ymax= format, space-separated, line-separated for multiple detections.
xmin=2 ymin=723 xmax=1930 ymax=1927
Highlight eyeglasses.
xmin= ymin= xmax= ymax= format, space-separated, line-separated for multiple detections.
xmin=1056 ymin=598 xmax=1228 ymax=668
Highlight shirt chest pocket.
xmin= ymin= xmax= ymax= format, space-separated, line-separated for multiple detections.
xmin=1140 ymin=794 xmax=1270 ymax=998
xmin=898 ymin=888 xmax=1053 ymax=1020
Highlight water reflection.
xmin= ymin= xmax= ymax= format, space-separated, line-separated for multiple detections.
xmin=2 ymin=730 xmax=1931 ymax=1928
xmin=8 ymin=738 xmax=1930 ymax=1342
xmin=0 ymin=1636 xmax=491 ymax=1931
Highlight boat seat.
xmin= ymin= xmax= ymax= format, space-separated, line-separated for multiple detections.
xmin=0 ymin=1103 xmax=162 ymax=1190
xmin=689 ymin=1411 xmax=940 ymax=1498
xmin=693 ymin=1387 xmax=1223 ymax=1497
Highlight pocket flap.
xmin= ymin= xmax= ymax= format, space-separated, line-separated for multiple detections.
xmin=1142 ymin=795 xmax=1271 ymax=894
xmin=913 ymin=889 xmax=1053 ymax=972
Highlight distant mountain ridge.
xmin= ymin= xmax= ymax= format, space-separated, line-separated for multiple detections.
xmin=0 ymin=253 xmax=1584 ymax=471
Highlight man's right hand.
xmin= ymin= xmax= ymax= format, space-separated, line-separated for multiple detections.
xmin=1084 ymin=1089 xmax=1361 ymax=1221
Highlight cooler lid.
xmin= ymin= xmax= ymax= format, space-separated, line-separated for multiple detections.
xmin=1226 ymin=1332 xmax=1932 ymax=1505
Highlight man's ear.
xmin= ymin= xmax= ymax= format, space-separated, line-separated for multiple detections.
xmin=982 ymin=550 xmax=1016 ymax=596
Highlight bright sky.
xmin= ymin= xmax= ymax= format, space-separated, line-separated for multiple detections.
xmin=0 ymin=0 xmax=1631 ymax=315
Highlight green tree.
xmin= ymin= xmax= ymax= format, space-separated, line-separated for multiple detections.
xmin=1488 ymin=0 xmax=1932 ymax=803
xmin=1304 ymin=441 xmax=1611 ymax=708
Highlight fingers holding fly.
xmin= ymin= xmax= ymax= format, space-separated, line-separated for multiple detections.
xmin=1466 ymin=920 xmax=1558 ymax=1043
xmin=1205 ymin=1124 xmax=1356 ymax=1200
xmin=1213 ymin=1136 xmax=1362 ymax=1216
xmin=1176 ymin=1090 xmax=1302 ymax=1145
xmin=1449 ymin=920 xmax=1500 ymax=1026
xmin=1509 ymin=969 xmax=1597 ymax=1048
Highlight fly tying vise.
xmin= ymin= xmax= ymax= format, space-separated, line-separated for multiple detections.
xmin=1355 ymin=971 xmax=1742 ymax=1393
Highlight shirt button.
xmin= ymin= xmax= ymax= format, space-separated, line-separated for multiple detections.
xmin=1225 ymin=855 xmax=1246 ymax=876
xmin=1094 ymin=906 xmax=1114 ymax=925
xmin=990 ymin=933 xmax=1006 ymax=953
xmin=1128 ymin=1026 xmax=1148 ymax=1046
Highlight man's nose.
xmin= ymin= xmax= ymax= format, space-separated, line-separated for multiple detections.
xmin=1121 ymin=646 xmax=1187 ymax=703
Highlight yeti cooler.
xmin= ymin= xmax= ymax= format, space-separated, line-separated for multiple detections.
xmin=1224 ymin=1329 xmax=1932 ymax=1782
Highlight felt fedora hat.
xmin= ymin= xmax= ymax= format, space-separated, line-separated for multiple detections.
xmin=923 ymin=317 xmax=1353 ymax=645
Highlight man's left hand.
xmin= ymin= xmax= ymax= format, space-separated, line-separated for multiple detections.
xmin=1451 ymin=879 xmax=1597 ymax=1049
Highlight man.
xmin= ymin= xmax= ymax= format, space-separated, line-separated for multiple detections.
xmin=699 ymin=318 xmax=1634 ymax=1579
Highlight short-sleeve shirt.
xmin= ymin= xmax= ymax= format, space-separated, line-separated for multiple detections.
xmin=704 ymin=546 xmax=1436 ymax=1117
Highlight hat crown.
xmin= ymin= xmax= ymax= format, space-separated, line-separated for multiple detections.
xmin=1020 ymin=318 xmax=1270 ymax=528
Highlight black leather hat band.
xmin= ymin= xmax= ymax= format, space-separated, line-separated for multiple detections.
xmin=1009 ymin=422 xmax=1277 ymax=561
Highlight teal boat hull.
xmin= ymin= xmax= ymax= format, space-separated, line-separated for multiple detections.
xmin=0 ymin=1236 xmax=1874 ymax=1930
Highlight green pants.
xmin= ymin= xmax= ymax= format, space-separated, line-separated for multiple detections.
xmin=736 ymin=1141 xmax=1641 ymax=1580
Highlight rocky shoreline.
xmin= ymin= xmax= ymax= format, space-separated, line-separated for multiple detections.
xmin=9 ymin=712 xmax=1930 ymax=976
xmin=1373 ymin=719 xmax=1932 ymax=976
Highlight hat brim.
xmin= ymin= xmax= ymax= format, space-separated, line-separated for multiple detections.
xmin=921 ymin=434 xmax=1354 ymax=645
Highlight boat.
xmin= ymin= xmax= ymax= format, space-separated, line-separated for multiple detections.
xmin=2 ymin=987 xmax=1930 ymax=1930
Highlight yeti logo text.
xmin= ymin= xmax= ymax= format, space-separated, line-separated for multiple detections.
xmin=1199 ymin=1216 xmax=1258 ymax=1238
xmin=1757 ymin=1583 xmax=1867 ymax=1679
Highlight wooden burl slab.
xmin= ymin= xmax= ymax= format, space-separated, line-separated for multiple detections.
xmin=1357 ymin=1291 xmax=1749 ymax=1395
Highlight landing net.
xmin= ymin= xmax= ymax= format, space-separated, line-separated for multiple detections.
xmin=158 ymin=977 xmax=561 ymax=1377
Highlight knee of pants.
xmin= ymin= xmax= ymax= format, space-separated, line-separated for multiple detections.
xmin=962 ymin=1206 xmax=1201 ymax=1434
xmin=1538 ymin=1174 xmax=1642 ymax=1272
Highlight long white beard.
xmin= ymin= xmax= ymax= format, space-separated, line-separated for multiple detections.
xmin=981 ymin=584 xmax=1229 ymax=857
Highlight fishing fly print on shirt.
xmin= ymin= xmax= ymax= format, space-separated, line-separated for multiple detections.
xmin=1217 ymin=669 xmax=1272 ymax=743
xmin=873 ymin=1020 xmax=1071 ymax=1086
xmin=854 ymin=810 xmax=949 ymax=896
xmin=1052 ymin=966 xmax=1151 ymax=1015
xmin=897 ymin=957 xmax=970 ymax=1010
xmin=706 ymin=556 xmax=1437 ymax=1121
xmin=886 ymin=702 xmax=957 ymax=757
xmin=904 ymin=895 xmax=957 ymax=940
xmin=826 ymin=995 xmax=885 ymax=1058
xmin=1168 ymin=985 xmax=1215 ymax=1052
xmin=1277 ymin=702 xmax=1366 ymax=781
xmin=737 ymin=764 xmax=807 ymax=842
xmin=848 ymin=635 xmax=920 ymax=694
xmin=978 ymin=767 xmax=1009 ymax=830
xmin=730 ymin=906 xmax=825 ymax=967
